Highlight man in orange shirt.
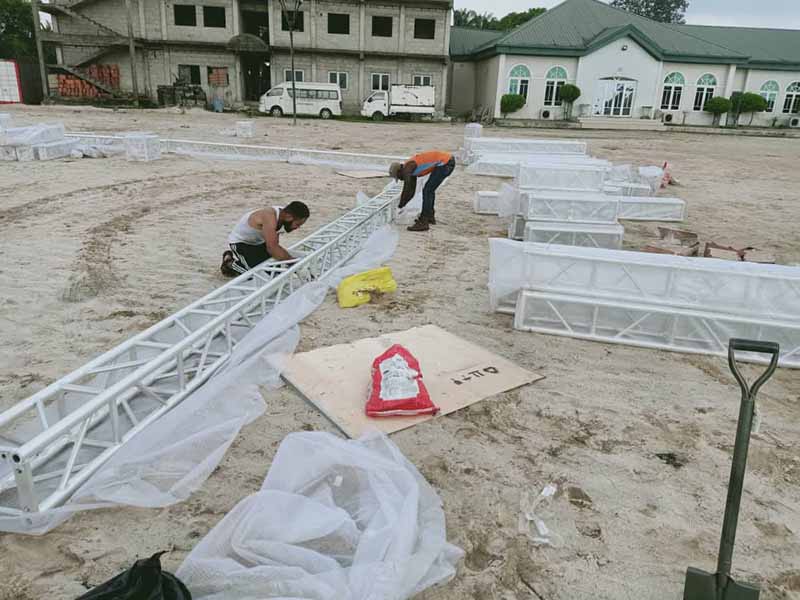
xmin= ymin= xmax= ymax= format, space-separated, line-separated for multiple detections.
xmin=389 ymin=150 xmax=456 ymax=232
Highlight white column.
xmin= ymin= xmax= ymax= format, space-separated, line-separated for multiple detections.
xmin=651 ymin=60 xmax=664 ymax=118
xmin=232 ymin=0 xmax=240 ymax=35
xmin=267 ymin=0 xmax=275 ymax=45
xmin=137 ymin=0 xmax=146 ymax=37
xmin=443 ymin=9 xmax=452 ymax=57
xmin=724 ymin=64 xmax=737 ymax=95
xmin=310 ymin=0 xmax=317 ymax=47
xmin=493 ymin=54 xmax=507 ymax=119
xmin=440 ymin=62 xmax=448 ymax=113
xmin=160 ymin=0 xmax=167 ymax=39
xmin=398 ymin=5 xmax=406 ymax=53
xmin=359 ymin=2 xmax=366 ymax=53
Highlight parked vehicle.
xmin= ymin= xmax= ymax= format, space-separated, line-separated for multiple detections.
xmin=259 ymin=82 xmax=342 ymax=119
xmin=361 ymin=84 xmax=435 ymax=121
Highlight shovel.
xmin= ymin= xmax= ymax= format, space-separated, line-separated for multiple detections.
xmin=683 ymin=339 xmax=780 ymax=600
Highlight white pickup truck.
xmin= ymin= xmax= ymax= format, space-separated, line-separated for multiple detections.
xmin=361 ymin=84 xmax=435 ymax=121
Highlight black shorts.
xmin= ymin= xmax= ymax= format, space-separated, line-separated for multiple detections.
xmin=228 ymin=242 xmax=271 ymax=274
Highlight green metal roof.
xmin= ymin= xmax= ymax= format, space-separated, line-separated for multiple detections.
xmin=455 ymin=0 xmax=800 ymax=69
xmin=449 ymin=27 xmax=504 ymax=57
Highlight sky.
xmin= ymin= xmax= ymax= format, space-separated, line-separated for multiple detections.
xmin=455 ymin=0 xmax=800 ymax=30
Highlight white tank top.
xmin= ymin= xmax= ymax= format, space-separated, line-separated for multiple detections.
xmin=228 ymin=206 xmax=283 ymax=245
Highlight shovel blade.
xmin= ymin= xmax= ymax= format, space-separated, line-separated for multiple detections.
xmin=683 ymin=567 xmax=760 ymax=600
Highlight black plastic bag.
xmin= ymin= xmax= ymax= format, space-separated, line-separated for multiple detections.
xmin=76 ymin=551 xmax=191 ymax=600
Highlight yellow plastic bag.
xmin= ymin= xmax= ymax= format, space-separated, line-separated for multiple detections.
xmin=337 ymin=267 xmax=397 ymax=308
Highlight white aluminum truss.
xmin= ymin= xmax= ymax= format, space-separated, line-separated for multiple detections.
xmin=604 ymin=182 xmax=654 ymax=197
xmin=524 ymin=191 xmax=620 ymax=224
xmin=463 ymin=137 xmax=587 ymax=164
xmin=618 ymin=196 xmax=686 ymax=222
xmin=466 ymin=155 xmax=609 ymax=178
xmin=66 ymin=134 xmax=403 ymax=170
xmin=474 ymin=191 xmax=500 ymax=215
xmin=517 ymin=163 xmax=607 ymax=192
xmin=0 ymin=183 xmax=401 ymax=517
xmin=523 ymin=221 xmax=624 ymax=249
xmin=513 ymin=290 xmax=800 ymax=368
xmin=488 ymin=240 xmax=800 ymax=321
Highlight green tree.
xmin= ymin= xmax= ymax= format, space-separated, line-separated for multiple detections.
xmin=453 ymin=7 xmax=546 ymax=31
xmin=730 ymin=91 xmax=768 ymax=126
xmin=703 ymin=96 xmax=732 ymax=126
xmin=609 ymin=0 xmax=689 ymax=24
xmin=501 ymin=93 xmax=525 ymax=117
xmin=0 ymin=0 xmax=35 ymax=59
xmin=559 ymin=83 xmax=581 ymax=120
xmin=495 ymin=8 xmax=546 ymax=31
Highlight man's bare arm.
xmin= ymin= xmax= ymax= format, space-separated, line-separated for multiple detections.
xmin=256 ymin=209 xmax=293 ymax=261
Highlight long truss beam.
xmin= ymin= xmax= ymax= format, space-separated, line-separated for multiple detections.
xmin=0 ymin=183 xmax=400 ymax=517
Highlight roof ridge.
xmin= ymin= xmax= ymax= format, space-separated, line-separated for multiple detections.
xmin=491 ymin=0 xmax=573 ymax=46
xmin=583 ymin=0 xmax=746 ymax=57
xmin=679 ymin=23 xmax=800 ymax=33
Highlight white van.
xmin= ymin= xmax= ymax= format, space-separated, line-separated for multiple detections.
xmin=258 ymin=82 xmax=342 ymax=119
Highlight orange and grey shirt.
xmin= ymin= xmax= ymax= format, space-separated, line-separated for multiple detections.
xmin=409 ymin=151 xmax=453 ymax=177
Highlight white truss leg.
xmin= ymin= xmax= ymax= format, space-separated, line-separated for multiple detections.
xmin=0 ymin=183 xmax=401 ymax=516
xmin=513 ymin=290 xmax=800 ymax=368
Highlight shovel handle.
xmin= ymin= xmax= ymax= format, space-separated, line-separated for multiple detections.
xmin=717 ymin=339 xmax=779 ymax=580
xmin=728 ymin=339 xmax=780 ymax=401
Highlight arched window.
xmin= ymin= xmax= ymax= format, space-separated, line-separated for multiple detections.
xmin=508 ymin=65 xmax=531 ymax=99
xmin=661 ymin=72 xmax=685 ymax=110
xmin=694 ymin=73 xmax=717 ymax=111
xmin=544 ymin=66 xmax=568 ymax=106
xmin=759 ymin=81 xmax=780 ymax=112
xmin=783 ymin=81 xmax=800 ymax=114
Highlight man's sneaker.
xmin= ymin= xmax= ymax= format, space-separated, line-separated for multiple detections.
xmin=428 ymin=211 xmax=437 ymax=225
xmin=220 ymin=251 xmax=237 ymax=277
xmin=407 ymin=216 xmax=430 ymax=232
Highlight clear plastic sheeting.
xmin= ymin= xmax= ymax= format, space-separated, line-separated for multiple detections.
xmin=497 ymin=183 xmax=519 ymax=219
xmin=1 ymin=122 xmax=65 ymax=146
xmin=124 ymin=132 xmax=161 ymax=162
xmin=465 ymin=154 xmax=609 ymax=178
xmin=165 ymin=139 xmax=403 ymax=170
xmin=517 ymin=163 xmax=607 ymax=192
xmin=464 ymin=136 xmax=587 ymax=160
xmin=514 ymin=290 xmax=800 ymax=368
xmin=0 ymin=225 xmax=399 ymax=535
xmin=488 ymin=238 xmax=526 ymax=313
xmin=177 ymin=431 xmax=464 ymax=600
xmin=474 ymin=190 xmax=499 ymax=215
xmin=618 ymin=196 xmax=686 ymax=222
xmin=464 ymin=123 xmax=482 ymax=139
xmin=525 ymin=191 xmax=620 ymax=224
xmin=523 ymin=221 xmax=624 ymax=249
xmin=63 ymin=134 xmax=404 ymax=170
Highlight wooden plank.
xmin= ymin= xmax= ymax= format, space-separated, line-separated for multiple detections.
xmin=283 ymin=325 xmax=543 ymax=438
xmin=336 ymin=170 xmax=389 ymax=179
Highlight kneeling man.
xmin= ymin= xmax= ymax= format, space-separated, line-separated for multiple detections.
xmin=221 ymin=201 xmax=309 ymax=277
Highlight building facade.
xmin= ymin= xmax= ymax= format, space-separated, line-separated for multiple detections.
xmin=268 ymin=0 xmax=451 ymax=113
xmin=41 ymin=0 xmax=451 ymax=114
xmin=449 ymin=0 xmax=800 ymax=127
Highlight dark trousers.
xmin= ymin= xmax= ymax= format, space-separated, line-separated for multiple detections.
xmin=422 ymin=157 xmax=456 ymax=217
xmin=228 ymin=242 xmax=270 ymax=274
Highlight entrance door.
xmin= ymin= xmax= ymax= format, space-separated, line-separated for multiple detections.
xmin=242 ymin=55 xmax=271 ymax=101
xmin=593 ymin=79 xmax=637 ymax=117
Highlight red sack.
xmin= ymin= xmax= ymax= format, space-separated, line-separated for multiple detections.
xmin=366 ymin=344 xmax=440 ymax=417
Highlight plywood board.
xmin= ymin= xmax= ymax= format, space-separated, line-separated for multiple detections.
xmin=283 ymin=325 xmax=543 ymax=438
xmin=336 ymin=170 xmax=389 ymax=179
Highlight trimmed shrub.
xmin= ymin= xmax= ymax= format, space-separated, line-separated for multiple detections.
xmin=501 ymin=93 xmax=526 ymax=116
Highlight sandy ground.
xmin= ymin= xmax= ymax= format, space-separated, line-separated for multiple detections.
xmin=1 ymin=104 xmax=799 ymax=600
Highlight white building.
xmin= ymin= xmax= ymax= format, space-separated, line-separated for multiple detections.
xmin=448 ymin=0 xmax=800 ymax=127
